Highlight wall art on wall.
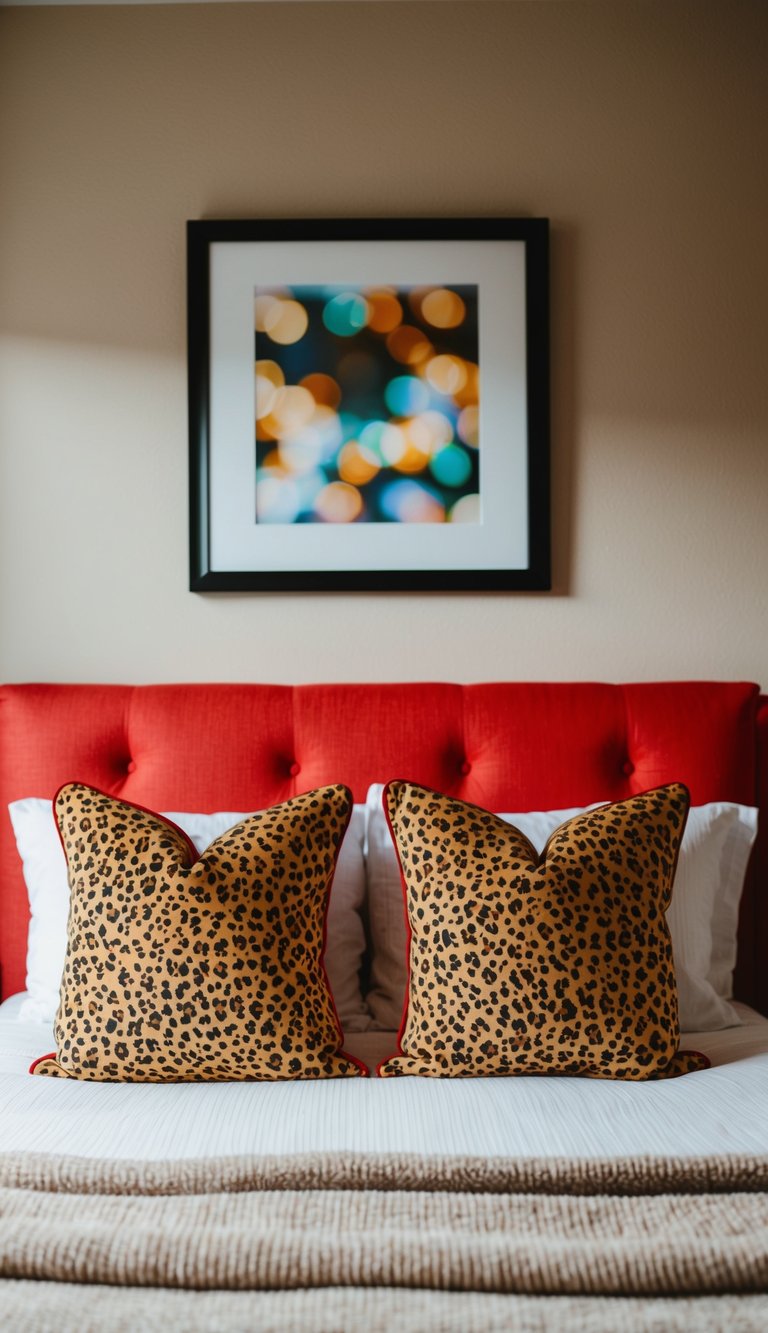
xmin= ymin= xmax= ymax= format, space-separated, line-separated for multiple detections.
xmin=188 ymin=217 xmax=550 ymax=591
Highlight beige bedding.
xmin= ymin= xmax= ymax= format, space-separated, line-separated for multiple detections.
xmin=1 ymin=1152 xmax=767 ymax=1331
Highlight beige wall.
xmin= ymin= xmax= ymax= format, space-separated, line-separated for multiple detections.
xmin=1 ymin=0 xmax=766 ymax=687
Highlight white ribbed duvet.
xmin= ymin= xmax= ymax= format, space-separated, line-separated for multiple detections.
xmin=1 ymin=996 xmax=766 ymax=1161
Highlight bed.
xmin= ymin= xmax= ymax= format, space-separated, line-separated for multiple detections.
xmin=0 ymin=680 xmax=766 ymax=1330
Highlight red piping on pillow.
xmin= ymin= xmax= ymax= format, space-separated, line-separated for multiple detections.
xmin=52 ymin=782 xmax=200 ymax=865
xmin=680 ymin=1049 xmax=711 ymax=1071
xmin=376 ymin=780 xmax=414 ymax=1076
xmin=29 ymin=1052 xmax=56 ymax=1074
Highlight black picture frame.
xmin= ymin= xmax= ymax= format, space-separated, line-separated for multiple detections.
xmin=188 ymin=217 xmax=550 ymax=591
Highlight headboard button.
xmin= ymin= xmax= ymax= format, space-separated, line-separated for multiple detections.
xmin=288 ymin=761 xmax=301 ymax=778
xmin=622 ymin=760 xmax=635 ymax=777
xmin=126 ymin=760 xmax=137 ymax=775
xmin=459 ymin=760 xmax=472 ymax=776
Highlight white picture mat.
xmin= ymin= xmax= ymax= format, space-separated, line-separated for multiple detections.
xmin=209 ymin=238 xmax=529 ymax=573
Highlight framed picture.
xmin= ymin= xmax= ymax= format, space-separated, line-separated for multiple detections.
xmin=188 ymin=217 xmax=550 ymax=591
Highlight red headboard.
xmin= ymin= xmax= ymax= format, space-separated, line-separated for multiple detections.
xmin=1 ymin=681 xmax=765 ymax=1012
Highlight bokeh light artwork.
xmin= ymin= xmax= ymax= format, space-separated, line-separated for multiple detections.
xmin=189 ymin=217 xmax=551 ymax=591
xmin=255 ymin=285 xmax=480 ymax=525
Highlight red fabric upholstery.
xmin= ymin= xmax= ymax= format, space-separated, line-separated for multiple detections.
xmin=0 ymin=681 xmax=764 ymax=1010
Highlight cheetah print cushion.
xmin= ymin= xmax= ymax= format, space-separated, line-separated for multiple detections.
xmin=30 ymin=782 xmax=367 ymax=1082
xmin=378 ymin=781 xmax=709 ymax=1081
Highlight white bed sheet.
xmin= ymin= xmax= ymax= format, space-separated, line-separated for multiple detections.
xmin=1 ymin=995 xmax=767 ymax=1161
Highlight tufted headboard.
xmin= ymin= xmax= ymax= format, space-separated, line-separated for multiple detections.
xmin=1 ymin=681 xmax=766 ymax=1011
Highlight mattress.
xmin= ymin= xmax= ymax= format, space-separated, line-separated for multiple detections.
xmin=1 ymin=994 xmax=767 ymax=1161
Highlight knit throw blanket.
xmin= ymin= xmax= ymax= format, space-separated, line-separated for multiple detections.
xmin=1 ymin=1152 xmax=767 ymax=1332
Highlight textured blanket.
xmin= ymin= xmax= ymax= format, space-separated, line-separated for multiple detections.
xmin=1 ymin=1152 xmax=767 ymax=1331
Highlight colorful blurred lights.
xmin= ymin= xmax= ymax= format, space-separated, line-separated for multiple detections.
xmin=386 ymin=325 xmax=432 ymax=366
xmin=425 ymin=354 xmax=468 ymax=396
xmin=379 ymin=424 xmax=408 ymax=466
xmin=300 ymin=372 xmax=342 ymax=410
xmin=457 ymin=404 xmax=479 ymax=447
xmin=254 ymin=280 xmax=479 ymax=527
xmin=384 ymin=375 xmax=430 ymax=417
xmin=255 ymin=359 xmax=285 ymax=388
xmin=257 ymin=475 xmax=302 ymax=523
xmin=254 ymin=294 xmax=279 ymax=331
xmin=314 ymin=481 xmax=363 ymax=523
xmin=420 ymin=288 xmax=467 ymax=329
xmin=449 ymin=492 xmax=481 ymax=523
xmin=365 ymin=291 xmax=403 ymax=333
xmin=255 ymin=360 xmax=285 ymax=421
xmin=429 ymin=443 xmax=473 ymax=489
xmin=265 ymin=384 xmax=315 ymax=434
xmin=338 ymin=441 xmax=380 ymax=486
xmin=255 ymin=375 xmax=277 ymax=421
xmin=323 ymin=293 xmax=369 ymax=337
xmin=359 ymin=420 xmax=405 ymax=465
xmin=380 ymin=479 xmax=445 ymax=523
xmin=262 ymin=299 xmax=309 ymax=345
xmin=278 ymin=431 xmax=324 ymax=475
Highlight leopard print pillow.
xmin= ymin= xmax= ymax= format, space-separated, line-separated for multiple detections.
xmin=378 ymin=781 xmax=709 ymax=1081
xmin=31 ymin=782 xmax=367 ymax=1082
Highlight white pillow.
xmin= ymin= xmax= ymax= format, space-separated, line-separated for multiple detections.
xmin=363 ymin=784 xmax=758 ymax=1033
xmin=9 ymin=798 xmax=374 ymax=1033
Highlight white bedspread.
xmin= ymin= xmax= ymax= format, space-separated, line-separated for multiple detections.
xmin=1 ymin=995 xmax=766 ymax=1161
